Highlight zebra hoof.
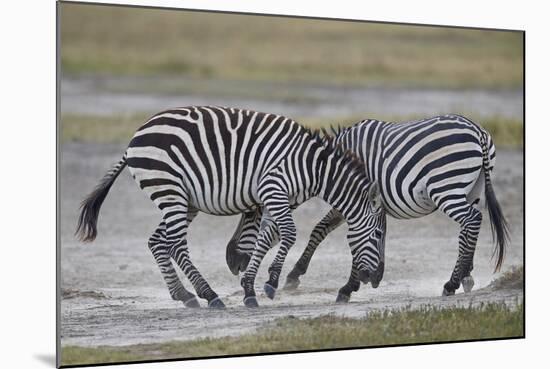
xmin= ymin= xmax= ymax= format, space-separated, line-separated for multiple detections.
xmin=283 ymin=276 xmax=300 ymax=290
xmin=244 ymin=296 xmax=259 ymax=308
xmin=336 ymin=293 xmax=350 ymax=304
xmin=208 ymin=297 xmax=226 ymax=309
xmin=442 ymin=287 xmax=455 ymax=297
xmin=462 ymin=276 xmax=475 ymax=293
xmin=264 ymin=283 xmax=277 ymax=300
xmin=183 ymin=297 xmax=200 ymax=308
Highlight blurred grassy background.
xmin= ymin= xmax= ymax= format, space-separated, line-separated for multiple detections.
xmin=61 ymin=113 xmax=523 ymax=148
xmin=60 ymin=3 xmax=523 ymax=147
xmin=60 ymin=3 xmax=523 ymax=89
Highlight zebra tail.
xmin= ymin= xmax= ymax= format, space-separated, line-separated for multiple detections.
xmin=75 ymin=155 xmax=127 ymax=242
xmin=481 ymin=133 xmax=510 ymax=273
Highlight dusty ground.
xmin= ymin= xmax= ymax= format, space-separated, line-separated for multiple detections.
xmin=59 ymin=142 xmax=523 ymax=347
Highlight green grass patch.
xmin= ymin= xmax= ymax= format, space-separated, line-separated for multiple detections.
xmin=481 ymin=117 xmax=524 ymax=148
xmin=60 ymin=3 xmax=523 ymax=89
xmin=61 ymin=302 xmax=523 ymax=366
xmin=61 ymin=113 xmax=523 ymax=148
xmin=61 ymin=113 xmax=150 ymax=144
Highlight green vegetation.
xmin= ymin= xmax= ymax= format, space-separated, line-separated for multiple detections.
xmin=60 ymin=3 xmax=523 ymax=88
xmin=61 ymin=302 xmax=523 ymax=366
xmin=61 ymin=113 xmax=150 ymax=143
xmin=61 ymin=113 xmax=523 ymax=148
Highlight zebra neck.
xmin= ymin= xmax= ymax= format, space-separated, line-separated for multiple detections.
xmin=335 ymin=119 xmax=387 ymax=180
xmin=316 ymin=156 xmax=364 ymax=220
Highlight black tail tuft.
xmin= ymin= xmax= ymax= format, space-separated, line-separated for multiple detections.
xmin=485 ymin=181 xmax=510 ymax=272
xmin=226 ymin=238 xmax=242 ymax=275
xmin=75 ymin=157 xmax=127 ymax=242
xmin=226 ymin=241 xmax=251 ymax=276
xmin=480 ymin=131 xmax=509 ymax=273
xmin=226 ymin=211 xmax=259 ymax=275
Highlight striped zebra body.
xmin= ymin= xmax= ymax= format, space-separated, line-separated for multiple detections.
xmin=76 ymin=106 xmax=385 ymax=308
xmin=334 ymin=114 xmax=494 ymax=219
xmin=228 ymin=114 xmax=508 ymax=299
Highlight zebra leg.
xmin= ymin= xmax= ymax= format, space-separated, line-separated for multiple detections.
xmin=263 ymin=200 xmax=297 ymax=300
xmin=162 ymin=199 xmax=225 ymax=309
xmin=336 ymin=264 xmax=361 ymax=303
xmin=240 ymin=216 xmax=279 ymax=308
xmin=459 ymin=175 xmax=484 ymax=293
xmin=437 ymin=197 xmax=482 ymax=296
xmin=284 ymin=208 xmax=344 ymax=290
xmin=226 ymin=209 xmax=262 ymax=275
xmin=459 ymin=196 xmax=482 ymax=293
xmin=148 ymin=220 xmax=200 ymax=308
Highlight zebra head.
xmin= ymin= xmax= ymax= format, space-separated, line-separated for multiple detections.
xmin=315 ymin=133 xmax=387 ymax=286
xmin=347 ymin=182 xmax=387 ymax=287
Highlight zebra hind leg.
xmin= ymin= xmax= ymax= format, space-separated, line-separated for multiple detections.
xmin=148 ymin=221 xmax=200 ymax=308
xmin=438 ymin=197 xmax=482 ymax=297
xmin=460 ymin=197 xmax=481 ymax=293
xmin=284 ymin=208 xmax=344 ymax=290
xmin=462 ymin=274 xmax=475 ymax=293
xmin=162 ymin=202 xmax=225 ymax=309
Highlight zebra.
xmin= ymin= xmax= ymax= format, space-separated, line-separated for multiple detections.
xmin=226 ymin=114 xmax=509 ymax=299
xmin=75 ymin=106 xmax=385 ymax=308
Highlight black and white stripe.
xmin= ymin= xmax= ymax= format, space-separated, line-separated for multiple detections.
xmin=76 ymin=106 xmax=384 ymax=308
xmin=228 ymin=114 xmax=509 ymax=299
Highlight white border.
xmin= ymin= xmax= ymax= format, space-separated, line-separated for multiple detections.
xmin=2 ymin=1 xmax=546 ymax=368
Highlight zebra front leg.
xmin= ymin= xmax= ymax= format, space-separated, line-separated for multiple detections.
xmin=440 ymin=199 xmax=482 ymax=296
xmin=163 ymin=202 xmax=225 ymax=309
xmin=284 ymin=208 xmax=344 ymax=290
xmin=336 ymin=265 xmax=361 ymax=303
xmin=148 ymin=221 xmax=199 ymax=308
xmin=240 ymin=218 xmax=278 ymax=308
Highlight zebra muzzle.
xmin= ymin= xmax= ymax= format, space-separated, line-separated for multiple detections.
xmin=358 ymin=269 xmax=371 ymax=284
xmin=370 ymin=262 xmax=384 ymax=288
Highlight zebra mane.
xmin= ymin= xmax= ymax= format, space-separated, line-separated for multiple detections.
xmin=304 ymin=125 xmax=367 ymax=176
xmin=305 ymin=126 xmax=366 ymax=176
xmin=323 ymin=124 xmax=353 ymax=139
xmin=328 ymin=124 xmax=344 ymax=137
xmin=303 ymin=126 xmax=324 ymax=143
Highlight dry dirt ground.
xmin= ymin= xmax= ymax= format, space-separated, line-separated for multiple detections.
xmin=59 ymin=142 xmax=523 ymax=347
